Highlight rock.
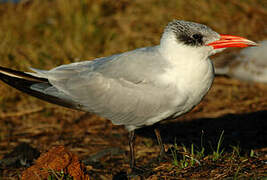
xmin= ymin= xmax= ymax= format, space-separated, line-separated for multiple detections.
xmin=21 ymin=146 xmax=90 ymax=180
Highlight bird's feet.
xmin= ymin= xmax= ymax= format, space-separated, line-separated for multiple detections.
xmin=157 ymin=150 xmax=171 ymax=163
xmin=128 ymin=166 xmax=151 ymax=179
xmin=157 ymin=147 xmax=172 ymax=163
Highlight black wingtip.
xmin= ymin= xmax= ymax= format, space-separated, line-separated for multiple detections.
xmin=0 ymin=66 xmax=79 ymax=110
xmin=0 ymin=66 xmax=48 ymax=82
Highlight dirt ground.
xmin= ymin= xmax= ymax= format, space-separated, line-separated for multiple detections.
xmin=0 ymin=0 xmax=266 ymax=179
xmin=0 ymin=77 xmax=266 ymax=179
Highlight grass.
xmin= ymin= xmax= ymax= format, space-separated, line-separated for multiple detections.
xmin=167 ymin=131 xmax=265 ymax=179
xmin=47 ymin=169 xmax=73 ymax=180
xmin=0 ymin=0 xmax=266 ymax=179
xmin=250 ymin=149 xmax=255 ymax=158
xmin=212 ymin=130 xmax=224 ymax=161
xmin=233 ymin=166 xmax=241 ymax=180
xmin=171 ymin=130 xmax=225 ymax=169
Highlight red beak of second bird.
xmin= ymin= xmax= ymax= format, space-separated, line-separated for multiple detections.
xmin=207 ymin=34 xmax=257 ymax=49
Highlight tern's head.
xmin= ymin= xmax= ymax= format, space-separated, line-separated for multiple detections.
xmin=160 ymin=20 xmax=257 ymax=58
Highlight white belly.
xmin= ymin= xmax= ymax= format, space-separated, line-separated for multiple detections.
xmin=160 ymin=59 xmax=215 ymax=118
xmin=134 ymin=59 xmax=215 ymax=130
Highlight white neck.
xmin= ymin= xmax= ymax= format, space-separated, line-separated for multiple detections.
xmin=158 ymin=31 xmax=213 ymax=65
xmin=157 ymin=31 xmax=215 ymax=97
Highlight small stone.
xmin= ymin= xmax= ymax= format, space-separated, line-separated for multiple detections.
xmin=21 ymin=145 xmax=90 ymax=180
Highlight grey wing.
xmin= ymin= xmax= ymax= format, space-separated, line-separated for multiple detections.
xmin=31 ymin=47 xmax=186 ymax=127
xmin=60 ymin=72 xmax=177 ymax=126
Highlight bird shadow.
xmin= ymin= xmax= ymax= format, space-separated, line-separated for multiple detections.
xmin=136 ymin=110 xmax=267 ymax=153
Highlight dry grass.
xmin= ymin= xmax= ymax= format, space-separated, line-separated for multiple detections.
xmin=0 ymin=0 xmax=266 ymax=179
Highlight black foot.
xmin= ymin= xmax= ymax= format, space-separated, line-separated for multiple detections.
xmin=128 ymin=166 xmax=151 ymax=179
xmin=158 ymin=150 xmax=171 ymax=163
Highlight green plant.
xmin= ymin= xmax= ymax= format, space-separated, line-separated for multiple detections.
xmin=179 ymin=144 xmax=189 ymax=168
xmin=171 ymin=140 xmax=201 ymax=169
xmin=231 ymin=144 xmax=240 ymax=157
xmin=170 ymin=138 xmax=179 ymax=167
xmin=47 ymin=169 xmax=73 ymax=180
xmin=196 ymin=130 xmax=205 ymax=159
xmin=212 ymin=130 xmax=225 ymax=161
xmin=250 ymin=149 xmax=254 ymax=158
xmin=233 ymin=166 xmax=241 ymax=180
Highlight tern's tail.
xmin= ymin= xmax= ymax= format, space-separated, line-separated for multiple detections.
xmin=0 ymin=66 xmax=78 ymax=109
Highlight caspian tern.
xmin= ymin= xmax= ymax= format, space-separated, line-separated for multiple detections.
xmin=214 ymin=40 xmax=266 ymax=83
xmin=0 ymin=20 xmax=257 ymax=172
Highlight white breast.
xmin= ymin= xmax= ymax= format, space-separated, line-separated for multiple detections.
xmin=159 ymin=58 xmax=214 ymax=117
xmin=141 ymin=31 xmax=216 ymax=128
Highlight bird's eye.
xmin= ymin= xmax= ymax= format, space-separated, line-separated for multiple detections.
xmin=192 ymin=34 xmax=202 ymax=40
xmin=192 ymin=34 xmax=203 ymax=44
xmin=177 ymin=33 xmax=203 ymax=46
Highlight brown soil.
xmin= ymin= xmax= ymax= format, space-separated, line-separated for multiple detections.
xmin=1 ymin=77 xmax=266 ymax=179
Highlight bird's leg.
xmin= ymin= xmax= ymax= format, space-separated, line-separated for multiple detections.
xmin=128 ymin=130 xmax=148 ymax=177
xmin=129 ymin=130 xmax=136 ymax=169
xmin=154 ymin=128 xmax=169 ymax=162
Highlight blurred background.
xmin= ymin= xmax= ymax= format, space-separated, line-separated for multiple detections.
xmin=0 ymin=0 xmax=266 ymax=179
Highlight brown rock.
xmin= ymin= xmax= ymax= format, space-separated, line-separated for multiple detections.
xmin=21 ymin=146 xmax=90 ymax=180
